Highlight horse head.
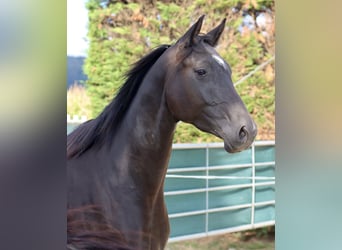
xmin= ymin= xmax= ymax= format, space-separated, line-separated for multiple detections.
xmin=164 ymin=15 xmax=257 ymax=153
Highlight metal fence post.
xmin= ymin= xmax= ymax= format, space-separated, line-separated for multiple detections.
xmin=251 ymin=142 xmax=256 ymax=228
xmin=205 ymin=144 xmax=209 ymax=236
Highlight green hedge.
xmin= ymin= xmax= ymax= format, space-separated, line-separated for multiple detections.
xmin=83 ymin=0 xmax=275 ymax=142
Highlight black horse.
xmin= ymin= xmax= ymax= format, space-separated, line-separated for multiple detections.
xmin=67 ymin=15 xmax=257 ymax=250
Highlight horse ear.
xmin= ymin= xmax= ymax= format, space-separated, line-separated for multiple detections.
xmin=204 ymin=18 xmax=226 ymax=47
xmin=177 ymin=15 xmax=205 ymax=48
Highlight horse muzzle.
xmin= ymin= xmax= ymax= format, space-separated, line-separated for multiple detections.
xmin=223 ymin=121 xmax=257 ymax=153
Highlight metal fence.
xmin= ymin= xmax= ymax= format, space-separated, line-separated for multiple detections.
xmin=165 ymin=141 xmax=275 ymax=242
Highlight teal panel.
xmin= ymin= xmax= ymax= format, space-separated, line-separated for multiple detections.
xmin=209 ymin=147 xmax=252 ymax=166
xmin=168 ymin=148 xmax=206 ymax=169
xmin=208 ymin=168 xmax=252 ymax=187
xmin=255 ymin=146 xmax=275 ymax=163
xmin=255 ymin=186 xmax=275 ymax=203
xmin=67 ymin=123 xmax=80 ymax=134
xmin=208 ymin=208 xmax=251 ymax=231
xmin=255 ymin=164 xmax=275 ymax=183
xmin=169 ymin=214 xmax=206 ymax=238
xmin=164 ymin=171 xmax=206 ymax=192
xmin=254 ymin=204 xmax=275 ymax=223
xmin=165 ymin=192 xmax=206 ymax=214
xmin=209 ymin=188 xmax=252 ymax=208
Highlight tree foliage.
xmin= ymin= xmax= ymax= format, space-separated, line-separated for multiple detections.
xmin=83 ymin=0 xmax=275 ymax=142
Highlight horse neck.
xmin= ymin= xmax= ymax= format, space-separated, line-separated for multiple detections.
xmin=109 ymin=57 xmax=177 ymax=193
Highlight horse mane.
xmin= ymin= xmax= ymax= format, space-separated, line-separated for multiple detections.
xmin=67 ymin=45 xmax=170 ymax=159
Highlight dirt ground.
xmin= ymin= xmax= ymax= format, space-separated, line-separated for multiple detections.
xmin=166 ymin=228 xmax=275 ymax=250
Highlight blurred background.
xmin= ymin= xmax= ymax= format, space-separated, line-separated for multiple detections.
xmin=1 ymin=0 xmax=342 ymax=249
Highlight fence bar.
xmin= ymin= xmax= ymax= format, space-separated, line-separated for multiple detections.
xmin=167 ymin=161 xmax=275 ymax=173
xmin=171 ymin=140 xmax=275 ymax=150
xmin=169 ymin=204 xmax=250 ymax=219
xmin=164 ymin=181 xmax=275 ymax=196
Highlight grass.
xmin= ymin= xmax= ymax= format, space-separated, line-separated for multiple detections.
xmin=166 ymin=228 xmax=275 ymax=250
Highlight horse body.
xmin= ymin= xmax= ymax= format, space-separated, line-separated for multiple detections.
xmin=67 ymin=16 xmax=257 ymax=250
xmin=68 ymin=47 xmax=175 ymax=249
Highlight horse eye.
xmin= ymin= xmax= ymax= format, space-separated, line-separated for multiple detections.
xmin=195 ymin=69 xmax=207 ymax=76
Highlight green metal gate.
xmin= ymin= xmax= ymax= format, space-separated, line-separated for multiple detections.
xmin=165 ymin=141 xmax=275 ymax=242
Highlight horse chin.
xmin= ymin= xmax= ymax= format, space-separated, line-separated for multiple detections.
xmin=205 ymin=130 xmax=246 ymax=153
xmin=192 ymin=123 xmax=252 ymax=153
xmin=223 ymin=141 xmax=241 ymax=153
xmin=207 ymin=130 xmax=243 ymax=153
xmin=223 ymin=139 xmax=253 ymax=154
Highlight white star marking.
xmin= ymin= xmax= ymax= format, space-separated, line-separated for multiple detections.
xmin=212 ymin=54 xmax=227 ymax=70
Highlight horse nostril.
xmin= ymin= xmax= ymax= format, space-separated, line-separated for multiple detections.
xmin=239 ymin=126 xmax=248 ymax=141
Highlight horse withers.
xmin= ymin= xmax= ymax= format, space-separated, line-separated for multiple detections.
xmin=67 ymin=15 xmax=257 ymax=250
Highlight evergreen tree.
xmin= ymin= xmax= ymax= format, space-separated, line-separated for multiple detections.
xmin=83 ymin=0 xmax=275 ymax=142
